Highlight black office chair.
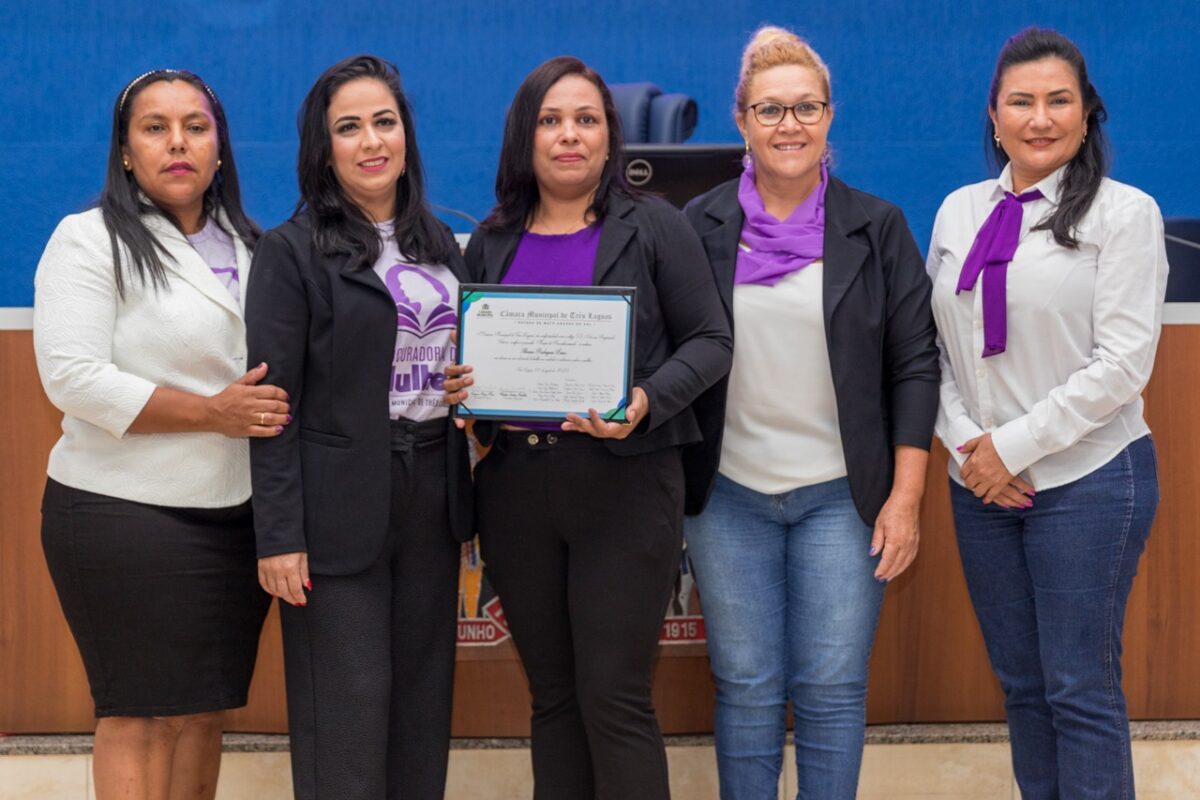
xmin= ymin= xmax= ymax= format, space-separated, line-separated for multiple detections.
xmin=1165 ymin=218 xmax=1200 ymax=302
xmin=609 ymin=82 xmax=698 ymax=144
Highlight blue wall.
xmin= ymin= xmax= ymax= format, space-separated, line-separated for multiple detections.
xmin=3 ymin=0 xmax=1197 ymax=306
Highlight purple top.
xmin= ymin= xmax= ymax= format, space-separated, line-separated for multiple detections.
xmin=735 ymin=160 xmax=827 ymax=286
xmin=503 ymin=223 xmax=602 ymax=286
xmin=501 ymin=224 xmax=603 ymax=429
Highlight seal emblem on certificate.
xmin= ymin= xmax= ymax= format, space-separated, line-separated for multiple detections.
xmin=454 ymin=284 xmax=636 ymax=423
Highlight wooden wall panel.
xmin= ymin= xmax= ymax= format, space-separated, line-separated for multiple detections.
xmin=0 ymin=331 xmax=94 ymax=733
xmin=3 ymin=326 xmax=1198 ymax=735
xmin=1124 ymin=327 xmax=1200 ymax=718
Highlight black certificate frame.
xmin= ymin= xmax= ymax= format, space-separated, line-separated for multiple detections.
xmin=453 ymin=283 xmax=637 ymax=424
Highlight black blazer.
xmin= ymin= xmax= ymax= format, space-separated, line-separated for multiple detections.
xmin=682 ymin=176 xmax=940 ymax=524
xmin=246 ymin=212 xmax=475 ymax=576
xmin=466 ymin=193 xmax=732 ymax=456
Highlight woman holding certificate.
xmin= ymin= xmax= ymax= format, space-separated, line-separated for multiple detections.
xmin=445 ymin=56 xmax=732 ymax=799
xmin=680 ymin=27 xmax=940 ymax=798
xmin=245 ymin=55 xmax=474 ymax=799
xmin=929 ymin=28 xmax=1166 ymax=798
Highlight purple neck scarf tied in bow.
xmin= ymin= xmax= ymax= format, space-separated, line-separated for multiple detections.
xmin=955 ymin=188 xmax=1043 ymax=357
xmin=734 ymin=160 xmax=827 ymax=286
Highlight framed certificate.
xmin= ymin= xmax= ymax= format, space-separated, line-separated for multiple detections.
xmin=454 ymin=284 xmax=637 ymax=423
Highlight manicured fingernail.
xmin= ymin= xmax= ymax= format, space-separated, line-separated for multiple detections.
xmin=876 ymin=576 xmax=888 ymax=584
xmin=297 ymin=601 xmax=307 ymax=607
xmin=275 ymin=425 xmax=284 ymax=433
xmin=304 ymin=579 xmax=313 ymax=590
xmin=286 ymin=414 xmax=293 ymax=423
xmin=259 ymin=362 xmax=267 ymax=369
xmin=1026 ymin=490 xmax=1036 ymax=497
xmin=956 ymin=445 xmax=965 ymax=452
xmin=869 ymin=546 xmax=879 ymax=556
xmin=1023 ymin=501 xmax=1033 ymax=508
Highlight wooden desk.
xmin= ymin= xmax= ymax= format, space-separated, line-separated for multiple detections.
xmin=3 ymin=313 xmax=1198 ymax=734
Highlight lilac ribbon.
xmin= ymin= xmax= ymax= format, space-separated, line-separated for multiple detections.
xmin=955 ymin=189 xmax=1043 ymax=357
xmin=734 ymin=159 xmax=827 ymax=286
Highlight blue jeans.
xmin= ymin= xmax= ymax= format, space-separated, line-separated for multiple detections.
xmin=951 ymin=436 xmax=1158 ymax=800
xmin=684 ymin=474 xmax=886 ymax=800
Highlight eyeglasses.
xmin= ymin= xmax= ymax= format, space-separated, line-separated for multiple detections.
xmin=747 ymin=101 xmax=830 ymax=127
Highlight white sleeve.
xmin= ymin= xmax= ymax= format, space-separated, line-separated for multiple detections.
xmin=991 ymin=194 xmax=1168 ymax=474
xmin=33 ymin=216 xmax=158 ymax=439
xmin=927 ymin=203 xmax=984 ymax=468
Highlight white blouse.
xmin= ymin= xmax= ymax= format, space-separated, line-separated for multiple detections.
xmin=33 ymin=207 xmax=254 ymax=508
xmin=928 ymin=164 xmax=1168 ymax=490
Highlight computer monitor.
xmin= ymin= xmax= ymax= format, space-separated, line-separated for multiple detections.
xmin=622 ymin=144 xmax=744 ymax=209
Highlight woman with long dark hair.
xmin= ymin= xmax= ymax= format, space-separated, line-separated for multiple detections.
xmin=929 ymin=27 xmax=1168 ymax=798
xmin=444 ymin=56 xmax=732 ymax=799
xmin=245 ymin=54 xmax=474 ymax=799
xmin=34 ymin=69 xmax=282 ymax=799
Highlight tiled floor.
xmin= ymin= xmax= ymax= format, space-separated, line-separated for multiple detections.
xmin=2 ymin=739 xmax=1197 ymax=798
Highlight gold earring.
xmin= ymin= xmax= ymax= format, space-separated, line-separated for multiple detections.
xmin=216 ymin=159 xmax=222 ymax=169
xmin=123 ymin=159 xmax=131 ymax=170
xmin=993 ymin=133 xmax=1001 ymax=146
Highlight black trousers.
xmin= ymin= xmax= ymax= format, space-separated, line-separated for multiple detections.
xmin=475 ymin=431 xmax=684 ymax=800
xmin=280 ymin=419 xmax=461 ymax=800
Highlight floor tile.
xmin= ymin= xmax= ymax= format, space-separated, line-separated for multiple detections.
xmin=0 ymin=754 xmax=88 ymax=800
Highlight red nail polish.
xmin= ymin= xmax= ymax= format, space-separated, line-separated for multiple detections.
xmin=304 ymin=579 xmax=313 ymax=591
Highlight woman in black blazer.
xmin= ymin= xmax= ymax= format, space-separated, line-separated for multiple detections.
xmin=680 ymin=27 xmax=939 ymax=799
xmin=444 ymin=56 xmax=731 ymax=799
xmin=245 ymin=55 xmax=473 ymax=800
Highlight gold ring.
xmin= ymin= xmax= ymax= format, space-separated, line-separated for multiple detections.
xmin=259 ymin=412 xmax=265 ymax=425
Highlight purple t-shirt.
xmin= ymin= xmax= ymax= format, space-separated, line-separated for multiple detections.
xmin=503 ymin=224 xmax=602 ymax=286
xmin=501 ymin=224 xmax=602 ymax=429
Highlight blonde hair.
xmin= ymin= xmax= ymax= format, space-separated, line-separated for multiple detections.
xmin=735 ymin=25 xmax=832 ymax=111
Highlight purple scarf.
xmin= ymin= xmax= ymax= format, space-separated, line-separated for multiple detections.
xmin=735 ymin=160 xmax=828 ymax=286
xmin=955 ymin=188 xmax=1043 ymax=358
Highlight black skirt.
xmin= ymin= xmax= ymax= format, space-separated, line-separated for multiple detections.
xmin=41 ymin=478 xmax=271 ymax=717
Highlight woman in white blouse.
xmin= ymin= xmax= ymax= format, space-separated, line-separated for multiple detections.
xmin=928 ymin=28 xmax=1167 ymax=799
xmin=34 ymin=70 xmax=288 ymax=800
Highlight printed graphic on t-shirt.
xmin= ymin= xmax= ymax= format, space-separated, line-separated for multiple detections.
xmin=382 ymin=263 xmax=458 ymax=420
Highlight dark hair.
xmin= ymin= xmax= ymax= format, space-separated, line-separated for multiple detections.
xmin=985 ymin=27 xmax=1108 ymax=249
xmin=481 ymin=56 xmax=634 ymax=233
xmin=296 ymin=55 xmax=450 ymax=268
xmin=100 ymin=69 xmax=260 ymax=297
